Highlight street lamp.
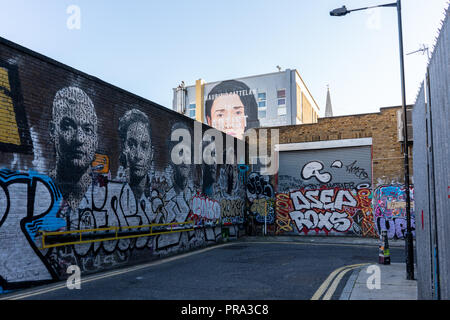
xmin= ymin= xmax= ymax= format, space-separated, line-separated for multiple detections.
xmin=330 ymin=0 xmax=415 ymax=281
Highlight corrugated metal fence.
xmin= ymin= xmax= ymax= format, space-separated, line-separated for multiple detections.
xmin=413 ymin=5 xmax=450 ymax=300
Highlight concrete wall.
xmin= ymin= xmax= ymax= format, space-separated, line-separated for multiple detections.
xmin=249 ymin=107 xmax=414 ymax=239
xmin=0 ymin=37 xmax=246 ymax=293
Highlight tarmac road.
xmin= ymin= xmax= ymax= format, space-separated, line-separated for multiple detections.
xmin=2 ymin=239 xmax=406 ymax=300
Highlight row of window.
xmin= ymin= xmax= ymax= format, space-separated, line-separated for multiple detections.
xmin=188 ymin=103 xmax=196 ymax=118
xmin=257 ymin=89 xmax=287 ymax=119
xmin=187 ymin=89 xmax=288 ymax=120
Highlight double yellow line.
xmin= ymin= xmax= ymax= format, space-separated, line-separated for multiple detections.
xmin=311 ymin=263 xmax=369 ymax=300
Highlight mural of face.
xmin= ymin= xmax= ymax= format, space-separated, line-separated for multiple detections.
xmin=176 ymin=147 xmax=191 ymax=181
xmin=124 ymin=121 xmax=152 ymax=183
xmin=51 ymin=87 xmax=98 ymax=176
xmin=207 ymin=94 xmax=246 ymax=140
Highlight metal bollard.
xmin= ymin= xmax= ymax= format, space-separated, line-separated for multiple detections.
xmin=378 ymin=230 xmax=391 ymax=265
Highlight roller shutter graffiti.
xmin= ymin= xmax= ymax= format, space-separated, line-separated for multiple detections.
xmin=274 ymin=145 xmax=377 ymax=237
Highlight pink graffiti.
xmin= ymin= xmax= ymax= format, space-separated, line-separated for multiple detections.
xmin=190 ymin=193 xmax=221 ymax=225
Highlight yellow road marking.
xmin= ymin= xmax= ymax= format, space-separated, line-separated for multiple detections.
xmin=322 ymin=264 xmax=369 ymax=300
xmin=1 ymin=240 xmax=377 ymax=300
xmin=311 ymin=263 xmax=369 ymax=300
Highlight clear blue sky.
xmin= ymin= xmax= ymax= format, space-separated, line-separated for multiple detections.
xmin=0 ymin=0 xmax=448 ymax=116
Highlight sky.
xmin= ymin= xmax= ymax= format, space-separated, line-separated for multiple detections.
xmin=0 ymin=0 xmax=448 ymax=117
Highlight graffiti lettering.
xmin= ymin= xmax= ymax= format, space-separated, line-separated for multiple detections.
xmin=246 ymin=172 xmax=274 ymax=201
xmin=373 ymin=185 xmax=415 ymax=239
xmin=376 ymin=217 xmax=416 ymax=239
xmin=249 ymin=198 xmax=275 ymax=224
xmin=290 ymin=189 xmax=357 ymax=211
xmin=290 ymin=210 xmax=351 ymax=233
xmin=286 ymin=188 xmax=365 ymax=234
xmin=301 ymin=161 xmax=332 ymax=184
xmin=191 ymin=194 xmax=221 ymax=225
xmin=220 ymin=199 xmax=245 ymax=225
xmin=345 ymin=161 xmax=369 ymax=180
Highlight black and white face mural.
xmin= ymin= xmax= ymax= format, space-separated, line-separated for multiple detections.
xmin=49 ymin=87 xmax=98 ymax=209
xmin=118 ymin=109 xmax=153 ymax=200
xmin=0 ymin=55 xmax=246 ymax=294
xmin=168 ymin=122 xmax=193 ymax=194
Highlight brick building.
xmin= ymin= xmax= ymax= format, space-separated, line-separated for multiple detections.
xmin=247 ymin=106 xmax=415 ymax=239
xmin=172 ymin=69 xmax=320 ymax=140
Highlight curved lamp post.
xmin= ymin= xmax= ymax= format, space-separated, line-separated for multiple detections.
xmin=330 ymin=0 xmax=414 ymax=281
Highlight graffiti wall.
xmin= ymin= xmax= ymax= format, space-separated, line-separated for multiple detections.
xmin=0 ymin=39 xmax=246 ymax=292
xmin=373 ymin=185 xmax=415 ymax=239
xmin=272 ymin=146 xmax=377 ymax=237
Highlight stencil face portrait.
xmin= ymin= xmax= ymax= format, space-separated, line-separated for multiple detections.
xmin=205 ymin=80 xmax=259 ymax=140
xmin=51 ymin=87 xmax=98 ymax=178
xmin=168 ymin=122 xmax=193 ymax=193
xmin=49 ymin=87 xmax=98 ymax=210
xmin=119 ymin=109 xmax=153 ymax=198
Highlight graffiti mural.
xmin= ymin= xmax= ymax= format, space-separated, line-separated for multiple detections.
xmin=287 ymin=187 xmax=374 ymax=235
xmin=249 ymin=198 xmax=275 ymax=224
xmin=0 ymin=65 xmax=246 ymax=292
xmin=245 ymin=172 xmax=275 ymax=233
xmin=220 ymin=199 xmax=245 ymax=225
xmin=246 ymin=172 xmax=274 ymax=202
xmin=0 ymin=61 xmax=33 ymax=154
xmin=373 ymin=185 xmax=415 ymax=239
xmin=0 ymin=169 xmax=66 ymax=286
xmin=274 ymin=147 xmax=376 ymax=237
xmin=275 ymin=193 xmax=294 ymax=234
xmin=301 ymin=161 xmax=332 ymax=184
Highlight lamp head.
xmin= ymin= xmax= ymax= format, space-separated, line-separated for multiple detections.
xmin=330 ymin=6 xmax=349 ymax=16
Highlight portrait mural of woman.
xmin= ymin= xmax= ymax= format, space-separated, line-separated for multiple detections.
xmin=205 ymin=80 xmax=260 ymax=140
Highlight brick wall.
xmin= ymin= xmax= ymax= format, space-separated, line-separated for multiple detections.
xmin=247 ymin=106 xmax=415 ymax=239
xmin=0 ymin=37 xmax=246 ymax=293
xmin=270 ymin=107 xmax=413 ymax=185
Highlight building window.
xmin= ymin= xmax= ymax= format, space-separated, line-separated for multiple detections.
xmin=257 ymin=92 xmax=267 ymax=119
xmin=188 ymin=103 xmax=196 ymax=118
xmin=277 ymin=89 xmax=287 ymax=115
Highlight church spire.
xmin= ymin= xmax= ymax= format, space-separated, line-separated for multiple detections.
xmin=325 ymin=85 xmax=333 ymax=117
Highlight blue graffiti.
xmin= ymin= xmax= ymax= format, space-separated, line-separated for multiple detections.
xmin=255 ymin=212 xmax=275 ymax=224
xmin=0 ymin=168 xmax=65 ymax=239
xmin=238 ymin=164 xmax=249 ymax=184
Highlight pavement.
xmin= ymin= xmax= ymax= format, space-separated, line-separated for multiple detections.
xmin=340 ymin=263 xmax=417 ymax=300
xmin=238 ymin=235 xmax=418 ymax=300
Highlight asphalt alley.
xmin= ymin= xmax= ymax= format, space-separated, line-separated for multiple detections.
xmin=1 ymin=241 xmax=406 ymax=300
